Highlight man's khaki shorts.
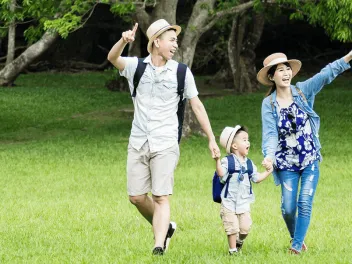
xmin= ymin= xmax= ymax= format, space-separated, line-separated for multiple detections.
xmin=220 ymin=205 xmax=252 ymax=236
xmin=127 ymin=141 xmax=179 ymax=196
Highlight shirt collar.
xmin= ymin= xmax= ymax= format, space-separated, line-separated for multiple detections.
xmin=291 ymin=85 xmax=299 ymax=97
xmin=143 ymin=55 xmax=173 ymax=71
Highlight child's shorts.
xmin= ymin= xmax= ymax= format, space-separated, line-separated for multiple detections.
xmin=220 ymin=204 xmax=252 ymax=235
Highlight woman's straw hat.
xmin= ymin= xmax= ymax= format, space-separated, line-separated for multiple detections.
xmin=257 ymin=53 xmax=302 ymax=86
xmin=146 ymin=19 xmax=181 ymax=53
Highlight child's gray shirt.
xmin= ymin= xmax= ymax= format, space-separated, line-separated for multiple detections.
xmin=220 ymin=154 xmax=259 ymax=214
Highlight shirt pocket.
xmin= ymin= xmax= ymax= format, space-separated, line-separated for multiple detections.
xmin=138 ymin=75 xmax=152 ymax=95
xmin=159 ymin=81 xmax=177 ymax=102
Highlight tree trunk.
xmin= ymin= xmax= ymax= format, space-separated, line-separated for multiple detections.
xmin=0 ymin=31 xmax=59 ymax=86
xmin=228 ymin=10 xmax=265 ymax=93
xmin=5 ymin=0 xmax=16 ymax=65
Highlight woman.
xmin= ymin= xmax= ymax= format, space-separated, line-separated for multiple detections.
xmin=258 ymin=51 xmax=352 ymax=254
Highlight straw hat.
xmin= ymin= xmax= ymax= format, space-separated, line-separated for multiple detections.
xmin=146 ymin=19 xmax=181 ymax=53
xmin=257 ymin=53 xmax=302 ymax=86
xmin=220 ymin=125 xmax=242 ymax=154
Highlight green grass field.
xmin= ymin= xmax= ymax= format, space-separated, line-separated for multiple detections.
xmin=0 ymin=72 xmax=351 ymax=263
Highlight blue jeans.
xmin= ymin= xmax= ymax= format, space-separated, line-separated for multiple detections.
xmin=278 ymin=160 xmax=320 ymax=252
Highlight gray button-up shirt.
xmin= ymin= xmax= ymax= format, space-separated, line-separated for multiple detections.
xmin=220 ymin=154 xmax=259 ymax=214
xmin=120 ymin=55 xmax=198 ymax=152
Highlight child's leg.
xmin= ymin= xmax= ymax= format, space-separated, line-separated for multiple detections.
xmin=237 ymin=211 xmax=252 ymax=249
xmin=227 ymin=234 xmax=237 ymax=249
xmin=220 ymin=205 xmax=239 ymax=251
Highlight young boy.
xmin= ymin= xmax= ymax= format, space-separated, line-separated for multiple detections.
xmin=214 ymin=125 xmax=273 ymax=255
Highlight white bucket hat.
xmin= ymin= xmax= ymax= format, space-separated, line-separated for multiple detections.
xmin=220 ymin=125 xmax=242 ymax=154
xmin=257 ymin=53 xmax=302 ymax=86
xmin=146 ymin=19 xmax=181 ymax=54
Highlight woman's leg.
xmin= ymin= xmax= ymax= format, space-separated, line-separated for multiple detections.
xmin=292 ymin=160 xmax=320 ymax=251
xmin=278 ymin=170 xmax=300 ymax=239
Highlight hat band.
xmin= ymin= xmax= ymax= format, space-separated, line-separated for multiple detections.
xmin=150 ymin=25 xmax=171 ymax=39
xmin=267 ymin=57 xmax=288 ymax=67
xmin=226 ymin=129 xmax=236 ymax=151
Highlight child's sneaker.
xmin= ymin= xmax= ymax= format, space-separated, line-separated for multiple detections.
xmin=152 ymin=247 xmax=164 ymax=255
xmin=163 ymin=222 xmax=177 ymax=252
xmin=229 ymin=248 xmax=238 ymax=255
xmin=236 ymin=240 xmax=244 ymax=251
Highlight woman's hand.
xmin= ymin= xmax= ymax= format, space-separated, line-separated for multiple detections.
xmin=343 ymin=50 xmax=352 ymax=63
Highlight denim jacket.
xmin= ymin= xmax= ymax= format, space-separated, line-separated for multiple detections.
xmin=261 ymin=58 xmax=351 ymax=185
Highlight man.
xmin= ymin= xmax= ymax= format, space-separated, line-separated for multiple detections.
xmin=107 ymin=19 xmax=220 ymax=255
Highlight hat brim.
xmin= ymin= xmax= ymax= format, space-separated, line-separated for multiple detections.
xmin=147 ymin=25 xmax=181 ymax=54
xmin=257 ymin=59 xmax=302 ymax=86
xmin=225 ymin=125 xmax=242 ymax=154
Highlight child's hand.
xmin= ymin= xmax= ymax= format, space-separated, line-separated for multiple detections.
xmin=262 ymin=157 xmax=273 ymax=172
xmin=266 ymin=163 xmax=273 ymax=173
xmin=213 ymin=152 xmax=221 ymax=161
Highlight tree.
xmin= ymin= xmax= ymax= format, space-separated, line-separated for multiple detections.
xmin=227 ymin=9 xmax=264 ymax=93
xmin=5 ymin=0 xmax=16 ymax=65
xmin=277 ymin=0 xmax=352 ymax=43
xmin=0 ymin=0 xmax=102 ymax=86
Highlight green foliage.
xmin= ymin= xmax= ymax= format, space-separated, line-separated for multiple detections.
xmin=278 ymin=0 xmax=352 ymax=42
xmin=0 ymin=0 xmax=98 ymax=42
xmin=215 ymin=0 xmax=240 ymax=11
xmin=110 ymin=1 xmax=135 ymax=16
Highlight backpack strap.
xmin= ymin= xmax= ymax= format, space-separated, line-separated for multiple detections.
xmin=223 ymin=155 xmax=236 ymax=199
xmin=132 ymin=59 xmax=187 ymax=143
xmin=176 ymin=63 xmax=187 ymax=143
xmin=132 ymin=58 xmax=147 ymax=97
xmin=246 ymin=158 xmax=253 ymax=194
xmin=177 ymin=63 xmax=187 ymax=98
xmin=295 ymin=86 xmax=307 ymax=102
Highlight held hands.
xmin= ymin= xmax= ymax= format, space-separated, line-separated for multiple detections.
xmin=122 ymin=23 xmax=138 ymax=44
xmin=262 ymin=157 xmax=273 ymax=173
xmin=209 ymin=139 xmax=221 ymax=160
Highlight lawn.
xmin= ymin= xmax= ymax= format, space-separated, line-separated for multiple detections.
xmin=0 ymin=72 xmax=351 ymax=263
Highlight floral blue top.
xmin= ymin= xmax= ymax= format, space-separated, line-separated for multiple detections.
xmin=275 ymin=102 xmax=320 ymax=171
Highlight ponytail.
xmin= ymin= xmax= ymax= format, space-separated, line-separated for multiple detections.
xmin=265 ymin=83 xmax=277 ymax=97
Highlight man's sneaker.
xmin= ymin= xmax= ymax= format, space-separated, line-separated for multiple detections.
xmin=152 ymin=247 xmax=164 ymax=255
xmin=163 ymin=222 xmax=177 ymax=252
xmin=236 ymin=240 xmax=244 ymax=251
xmin=290 ymin=239 xmax=307 ymax=251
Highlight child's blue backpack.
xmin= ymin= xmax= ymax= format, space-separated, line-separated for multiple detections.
xmin=212 ymin=155 xmax=253 ymax=203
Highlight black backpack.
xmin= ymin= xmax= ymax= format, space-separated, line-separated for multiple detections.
xmin=132 ymin=58 xmax=187 ymax=143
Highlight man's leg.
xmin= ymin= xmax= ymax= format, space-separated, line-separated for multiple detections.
xmin=152 ymin=195 xmax=170 ymax=248
xmin=150 ymin=143 xmax=179 ymax=252
xmin=129 ymin=194 xmax=154 ymax=224
xmin=127 ymin=142 xmax=153 ymax=222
